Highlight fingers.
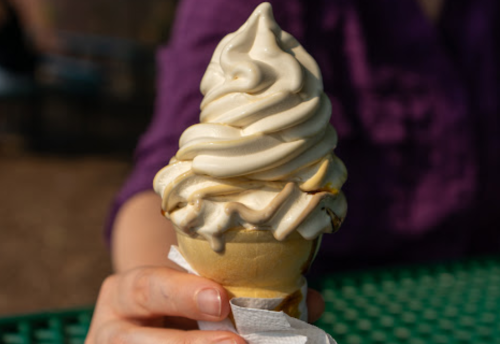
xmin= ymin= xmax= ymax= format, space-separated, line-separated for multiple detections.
xmin=307 ymin=288 xmax=325 ymax=323
xmin=92 ymin=319 xmax=246 ymax=344
xmin=85 ymin=267 xmax=245 ymax=344
xmin=102 ymin=267 xmax=231 ymax=322
xmin=88 ymin=265 xmax=323 ymax=344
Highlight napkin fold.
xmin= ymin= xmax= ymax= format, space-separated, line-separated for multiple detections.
xmin=168 ymin=246 xmax=336 ymax=344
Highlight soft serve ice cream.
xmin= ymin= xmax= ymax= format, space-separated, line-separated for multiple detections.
xmin=154 ymin=2 xmax=347 ymax=253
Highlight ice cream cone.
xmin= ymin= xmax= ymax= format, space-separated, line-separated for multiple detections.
xmin=154 ymin=2 xmax=348 ymax=323
xmin=175 ymin=228 xmax=320 ymax=318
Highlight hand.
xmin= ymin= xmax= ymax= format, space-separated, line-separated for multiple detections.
xmin=85 ymin=266 xmax=246 ymax=344
xmin=85 ymin=266 xmax=326 ymax=344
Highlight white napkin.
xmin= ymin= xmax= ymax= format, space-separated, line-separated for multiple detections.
xmin=168 ymin=246 xmax=336 ymax=344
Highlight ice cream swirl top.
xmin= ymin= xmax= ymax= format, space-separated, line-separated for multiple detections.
xmin=154 ymin=2 xmax=347 ymax=251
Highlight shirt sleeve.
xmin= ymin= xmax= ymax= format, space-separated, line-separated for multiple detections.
xmin=105 ymin=0 xmax=305 ymax=244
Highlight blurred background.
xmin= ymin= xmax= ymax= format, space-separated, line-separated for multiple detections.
xmin=0 ymin=0 xmax=178 ymax=315
xmin=2 ymin=2 xmax=499 ymax=344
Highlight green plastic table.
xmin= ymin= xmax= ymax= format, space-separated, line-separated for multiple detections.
xmin=314 ymin=256 xmax=500 ymax=344
xmin=0 ymin=308 xmax=92 ymax=344
xmin=1 ymin=257 xmax=499 ymax=344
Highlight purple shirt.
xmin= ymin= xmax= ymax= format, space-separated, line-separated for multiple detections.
xmin=107 ymin=0 xmax=500 ymax=271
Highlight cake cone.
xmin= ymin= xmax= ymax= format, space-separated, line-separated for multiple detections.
xmin=176 ymin=228 xmax=320 ymax=319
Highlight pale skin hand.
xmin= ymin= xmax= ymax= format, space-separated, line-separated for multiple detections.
xmin=86 ymin=191 xmax=325 ymax=344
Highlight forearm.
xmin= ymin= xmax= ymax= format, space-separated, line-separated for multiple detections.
xmin=111 ymin=191 xmax=178 ymax=272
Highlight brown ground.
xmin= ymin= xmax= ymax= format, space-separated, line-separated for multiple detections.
xmin=0 ymin=153 xmax=130 ymax=316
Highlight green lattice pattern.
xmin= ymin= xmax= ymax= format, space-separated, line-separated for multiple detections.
xmin=0 ymin=309 xmax=92 ymax=344
xmin=315 ymin=257 xmax=500 ymax=344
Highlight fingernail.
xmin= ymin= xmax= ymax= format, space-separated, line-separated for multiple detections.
xmin=196 ymin=288 xmax=222 ymax=317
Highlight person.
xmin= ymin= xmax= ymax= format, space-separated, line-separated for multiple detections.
xmin=85 ymin=0 xmax=500 ymax=343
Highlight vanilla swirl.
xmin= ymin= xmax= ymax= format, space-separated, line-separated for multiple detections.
xmin=154 ymin=3 xmax=347 ymax=251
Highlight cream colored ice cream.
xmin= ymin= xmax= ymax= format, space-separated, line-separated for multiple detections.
xmin=154 ymin=2 xmax=347 ymax=318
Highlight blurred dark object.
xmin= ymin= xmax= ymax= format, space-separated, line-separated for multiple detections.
xmin=0 ymin=0 xmax=179 ymax=157
xmin=36 ymin=32 xmax=155 ymax=155
xmin=47 ymin=0 xmax=178 ymax=46
xmin=0 ymin=31 xmax=156 ymax=156
xmin=0 ymin=0 xmax=38 ymax=155
xmin=0 ymin=0 xmax=38 ymax=76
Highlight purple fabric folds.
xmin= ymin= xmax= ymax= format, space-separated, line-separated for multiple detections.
xmin=107 ymin=0 xmax=500 ymax=270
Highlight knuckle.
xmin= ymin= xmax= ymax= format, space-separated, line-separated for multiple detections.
xmin=130 ymin=268 xmax=155 ymax=310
